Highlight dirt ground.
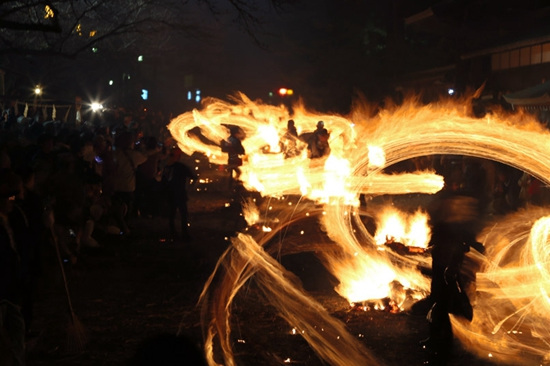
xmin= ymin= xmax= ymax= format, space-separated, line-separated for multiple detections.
xmin=23 ymin=174 xmax=503 ymax=366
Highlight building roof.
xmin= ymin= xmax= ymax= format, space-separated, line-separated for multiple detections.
xmin=503 ymin=81 xmax=550 ymax=106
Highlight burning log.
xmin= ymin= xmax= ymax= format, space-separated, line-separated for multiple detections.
xmin=350 ymin=297 xmax=401 ymax=313
xmin=383 ymin=236 xmax=427 ymax=255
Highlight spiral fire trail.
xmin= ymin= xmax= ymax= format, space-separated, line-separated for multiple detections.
xmin=170 ymin=93 xmax=550 ymax=365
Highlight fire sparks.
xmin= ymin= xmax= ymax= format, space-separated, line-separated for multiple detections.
xmin=171 ymin=93 xmax=550 ymax=365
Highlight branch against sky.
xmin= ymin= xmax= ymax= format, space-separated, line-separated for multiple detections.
xmin=0 ymin=0 xmax=294 ymax=58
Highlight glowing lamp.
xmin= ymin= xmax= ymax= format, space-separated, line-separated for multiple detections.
xmin=91 ymin=102 xmax=103 ymax=112
xmin=278 ymin=88 xmax=288 ymax=96
xmin=34 ymin=86 xmax=42 ymax=95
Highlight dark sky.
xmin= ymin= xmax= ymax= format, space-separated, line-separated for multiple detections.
xmin=13 ymin=0 xmax=544 ymax=114
xmin=173 ymin=0 xmax=375 ymax=111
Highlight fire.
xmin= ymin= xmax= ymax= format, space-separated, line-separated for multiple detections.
xmin=374 ymin=207 xmax=431 ymax=249
xmin=170 ymin=93 xmax=550 ymax=365
xmin=452 ymin=208 xmax=550 ymax=365
xmin=242 ymin=198 xmax=259 ymax=226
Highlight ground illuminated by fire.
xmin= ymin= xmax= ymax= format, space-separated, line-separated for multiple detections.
xmin=168 ymin=93 xmax=550 ymax=365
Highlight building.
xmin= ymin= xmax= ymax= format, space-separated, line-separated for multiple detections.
xmin=400 ymin=1 xmax=550 ymax=112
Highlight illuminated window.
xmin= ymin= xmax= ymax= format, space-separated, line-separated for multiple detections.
xmin=501 ymin=52 xmax=510 ymax=69
xmin=520 ymin=47 xmax=530 ymax=66
xmin=187 ymin=91 xmax=192 ymax=100
xmin=89 ymin=30 xmax=97 ymax=37
xmin=491 ymin=53 xmax=501 ymax=71
xmin=542 ymin=43 xmax=550 ymax=63
xmin=510 ymin=49 xmax=520 ymax=68
xmin=75 ymin=24 xmax=82 ymax=36
xmin=141 ymin=89 xmax=148 ymax=100
xmin=531 ymin=45 xmax=542 ymax=64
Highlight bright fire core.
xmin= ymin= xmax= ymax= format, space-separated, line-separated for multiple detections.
xmin=169 ymin=93 xmax=550 ymax=365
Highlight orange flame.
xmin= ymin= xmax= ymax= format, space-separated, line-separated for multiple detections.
xmin=170 ymin=93 xmax=550 ymax=365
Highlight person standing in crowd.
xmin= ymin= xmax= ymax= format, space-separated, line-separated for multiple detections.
xmin=161 ymin=146 xmax=196 ymax=243
xmin=135 ymin=136 xmax=164 ymax=218
xmin=112 ymin=131 xmax=147 ymax=236
xmin=7 ymin=168 xmax=45 ymax=338
xmin=0 ymin=169 xmax=26 ymax=366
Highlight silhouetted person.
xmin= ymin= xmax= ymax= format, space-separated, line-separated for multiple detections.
xmin=307 ymin=121 xmax=330 ymax=159
xmin=112 ymin=131 xmax=147 ymax=235
xmin=223 ymin=126 xmax=245 ymax=187
xmin=161 ymin=147 xmax=196 ymax=242
xmin=135 ymin=136 xmax=163 ymax=218
xmin=0 ymin=169 xmax=26 ymax=366
xmin=282 ymin=119 xmax=300 ymax=158
xmin=424 ymin=191 xmax=482 ymax=365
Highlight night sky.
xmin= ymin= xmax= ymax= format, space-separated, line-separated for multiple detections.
xmin=4 ymin=0 xmax=549 ymax=114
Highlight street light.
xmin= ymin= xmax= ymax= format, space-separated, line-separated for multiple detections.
xmin=91 ymin=102 xmax=103 ymax=112
xmin=33 ymin=85 xmax=42 ymax=110
xmin=278 ymin=87 xmax=294 ymax=97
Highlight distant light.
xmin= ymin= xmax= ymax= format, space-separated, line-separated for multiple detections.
xmin=138 ymin=55 xmax=143 ymax=62
xmin=278 ymin=88 xmax=288 ymax=96
xmin=91 ymin=102 xmax=103 ymax=112
xmin=92 ymin=47 xmax=98 ymax=53
xmin=187 ymin=91 xmax=192 ymax=101
xmin=287 ymin=89 xmax=294 ymax=95
xmin=269 ymin=92 xmax=273 ymax=97
xmin=34 ymin=86 xmax=42 ymax=95
xmin=44 ymin=5 xmax=54 ymax=19
xmin=141 ymin=89 xmax=148 ymax=100
xmin=195 ymin=89 xmax=201 ymax=103
xmin=448 ymin=88 xmax=455 ymax=95
xmin=109 ymin=80 xmax=114 ymax=86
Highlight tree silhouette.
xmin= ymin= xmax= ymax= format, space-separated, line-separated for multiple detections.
xmin=0 ymin=0 xmax=291 ymax=58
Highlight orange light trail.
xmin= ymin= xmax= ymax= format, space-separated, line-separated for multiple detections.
xmin=170 ymin=93 xmax=550 ymax=365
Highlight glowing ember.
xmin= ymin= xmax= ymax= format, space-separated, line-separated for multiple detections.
xmin=169 ymin=93 xmax=550 ymax=365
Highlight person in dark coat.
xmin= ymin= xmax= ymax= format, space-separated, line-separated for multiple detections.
xmin=224 ymin=126 xmax=246 ymax=183
xmin=0 ymin=168 xmax=26 ymax=366
xmin=281 ymin=119 xmax=301 ymax=158
xmin=424 ymin=189 xmax=484 ymax=365
xmin=7 ymin=168 xmax=45 ymax=337
xmin=161 ymin=147 xmax=196 ymax=242
xmin=307 ymin=121 xmax=330 ymax=159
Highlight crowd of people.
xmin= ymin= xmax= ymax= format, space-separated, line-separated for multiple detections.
xmin=0 ymin=104 xmax=199 ymax=365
